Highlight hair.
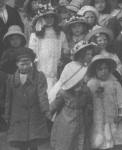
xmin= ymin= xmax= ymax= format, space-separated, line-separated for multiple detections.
xmin=74 ymin=46 xmax=95 ymax=61
xmin=91 ymin=0 xmax=111 ymax=14
xmin=88 ymin=60 xmax=114 ymax=78
xmin=66 ymin=23 xmax=89 ymax=43
xmin=24 ymin=0 xmax=37 ymax=19
xmin=34 ymin=14 xmax=62 ymax=38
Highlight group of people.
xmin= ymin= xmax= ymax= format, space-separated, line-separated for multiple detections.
xmin=1 ymin=0 xmax=122 ymax=150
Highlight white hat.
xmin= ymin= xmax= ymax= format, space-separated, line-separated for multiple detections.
xmin=66 ymin=0 xmax=82 ymax=12
xmin=78 ymin=5 xmax=99 ymax=20
xmin=73 ymin=40 xmax=97 ymax=56
xmin=3 ymin=25 xmax=26 ymax=45
xmin=86 ymin=25 xmax=114 ymax=42
xmin=59 ymin=61 xmax=88 ymax=90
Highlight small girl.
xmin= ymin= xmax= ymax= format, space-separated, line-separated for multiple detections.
xmin=5 ymin=47 xmax=50 ymax=150
xmin=77 ymin=5 xmax=99 ymax=30
xmin=64 ymin=15 xmax=89 ymax=54
xmin=87 ymin=54 xmax=122 ymax=150
xmin=50 ymin=60 xmax=93 ymax=150
xmin=0 ymin=25 xmax=26 ymax=74
xmin=29 ymin=3 xmax=69 ymax=94
xmin=86 ymin=25 xmax=122 ymax=77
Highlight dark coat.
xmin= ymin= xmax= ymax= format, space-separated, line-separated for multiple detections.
xmin=0 ymin=5 xmax=24 ymax=57
xmin=5 ymin=69 xmax=49 ymax=142
xmin=50 ymin=88 xmax=93 ymax=150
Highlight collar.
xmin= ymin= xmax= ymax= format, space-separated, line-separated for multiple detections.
xmin=14 ymin=69 xmax=34 ymax=87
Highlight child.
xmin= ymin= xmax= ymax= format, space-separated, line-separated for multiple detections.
xmin=0 ymin=25 xmax=26 ymax=74
xmin=29 ymin=3 xmax=69 ymax=94
xmin=91 ymin=0 xmax=111 ymax=26
xmin=77 ymin=5 xmax=99 ymax=30
xmin=64 ymin=15 xmax=89 ymax=53
xmin=87 ymin=54 xmax=122 ymax=150
xmin=5 ymin=47 xmax=50 ymax=150
xmin=86 ymin=25 xmax=122 ymax=76
xmin=50 ymin=60 xmax=93 ymax=150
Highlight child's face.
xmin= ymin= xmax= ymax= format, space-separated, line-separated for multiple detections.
xmin=71 ymin=23 xmax=86 ymax=36
xmin=94 ymin=0 xmax=106 ymax=13
xmin=16 ymin=59 xmax=32 ymax=74
xmin=96 ymin=63 xmax=110 ymax=81
xmin=96 ymin=34 xmax=108 ymax=49
xmin=83 ymin=49 xmax=94 ymax=64
xmin=9 ymin=35 xmax=22 ymax=48
xmin=84 ymin=11 xmax=96 ymax=27
xmin=44 ymin=14 xmax=55 ymax=26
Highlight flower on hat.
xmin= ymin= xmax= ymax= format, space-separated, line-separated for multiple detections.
xmin=64 ymin=15 xmax=87 ymax=27
xmin=32 ymin=1 xmax=56 ymax=28
xmin=78 ymin=5 xmax=99 ymax=19
xmin=72 ymin=40 xmax=97 ymax=55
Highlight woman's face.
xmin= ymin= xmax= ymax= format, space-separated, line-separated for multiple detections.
xmin=9 ymin=35 xmax=22 ymax=48
xmin=71 ymin=23 xmax=86 ymax=36
xmin=84 ymin=11 xmax=97 ymax=27
xmin=96 ymin=63 xmax=110 ymax=81
xmin=96 ymin=34 xmax=108 ymax=49
xmin=16 ymin=59 xmax=32 ymax=74
xmin=44 ymin=14 xmax=55 ymax=26
xmin=94 ymin=0 xmax=106 ymax=13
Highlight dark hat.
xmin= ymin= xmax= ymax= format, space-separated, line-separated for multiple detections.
xmin=15 ymin=47 xmax=36 ymax=62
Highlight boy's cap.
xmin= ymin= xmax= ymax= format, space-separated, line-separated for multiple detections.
xmin=14 ymin=47 xmax=36 ymax=62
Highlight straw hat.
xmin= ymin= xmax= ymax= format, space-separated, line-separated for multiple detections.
xmin=64 ymin=15 xmax=88 ymax=27
xmin=77 ymin=5 xmax=99 ymax=20
xmin=86 ymin=25 xmax=114 ymax=42
xmin=88 ymin=54 xmax=117 ymax=77
xmin=3 ymin=25 xmax=26 ymax=45
xmin=59 ymin=61 xmax=88 ymax=90
xmin=72 ymin=40 xmax=97 ymax=56
xmin=66 ymin=0 xmax=83 ymax=12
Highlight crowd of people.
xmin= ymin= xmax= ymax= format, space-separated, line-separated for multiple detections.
xmin=1 ymin=0 xmax=122 ymax=150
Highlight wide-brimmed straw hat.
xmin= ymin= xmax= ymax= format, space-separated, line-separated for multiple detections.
xmin=88 ymin=54 xmax=117 ymax=77
xmin=3 ymin=25 xmax=26 ymax=45
xmin=72 ymin=40 xmax=97 ymax=56
xmin=86 ymin=25 xmax=114 ymax=42
xmin=59 ymin=61 xmax=88 ymax=90
xmin=78 ymin=5 xmax=99 ymax=20
xmin=64 ymin=15 xmax=88 ymax=28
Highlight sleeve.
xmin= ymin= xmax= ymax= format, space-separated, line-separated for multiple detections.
xmin=50 ymin=90 xmax=65 ymax=115
xmin=28 ymin=33 xmax=38 ymax=60
xmin=4 ymin=75 xmax=13 ymax=122
xmin=37 ymin=72 xmax=49 ymax=114
xmin=61 ymin=32 xmax=70 ymax=55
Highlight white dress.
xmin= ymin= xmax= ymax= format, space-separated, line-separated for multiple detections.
xmin=29 ymin=27 xmax=69 ymax=94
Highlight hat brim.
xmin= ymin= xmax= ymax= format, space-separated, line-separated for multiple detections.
xmin=74 ymin=43 xmax=97 ymax=56
xmin=3 ymin=32 xmax=26 ymax=46
xmin=86 ymin=28 xmax=114 ymax=42
xmin=88 ymin=58 xmax=116 ymax=77
xmin=61 ymin=66 xmax=87 ymax=90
